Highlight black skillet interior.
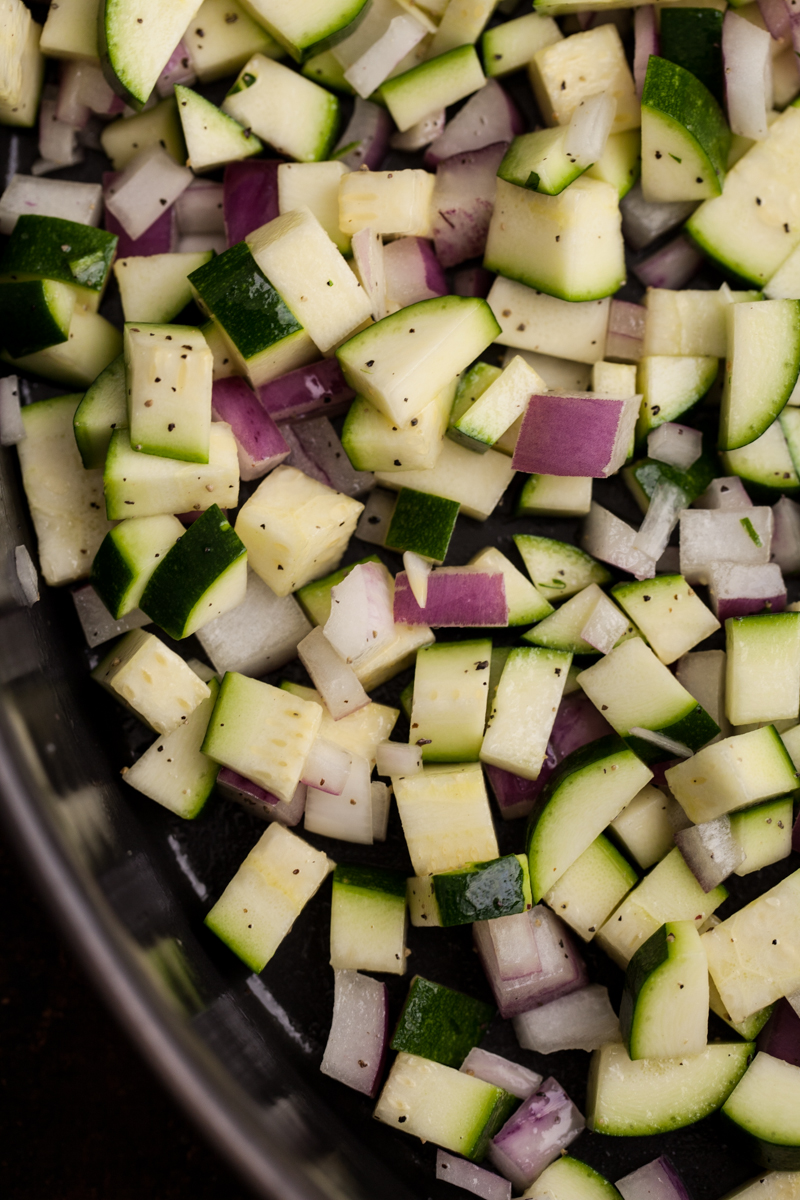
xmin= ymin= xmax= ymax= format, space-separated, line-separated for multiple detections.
xmin=1 ymin=10 xmax=798 ymax=1199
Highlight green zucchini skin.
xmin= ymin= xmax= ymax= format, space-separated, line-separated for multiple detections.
xmin=390 ymin=976 xmax=496 ymax=1068
xmin=659 ymin=7 xmax=724 ymax=105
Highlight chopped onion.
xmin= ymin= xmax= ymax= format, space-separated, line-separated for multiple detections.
xmin=371 ymin=780 xmax=391 ymax=842
xmin=620 ymin=181 xmax=698 ymax=251
xmin=474 ymin=906 xmax=588 ymax=1017
xmin=157 ymin=40 xmax=196 ymax=97
xmin=634 ymin=6 xmax=659 ymax=97
xmin=332 ymin=97 xmax=392 ymax=171
xmin=633 ymin=234 xmax=704 ymax=290
xmin=582 ymin=502 xmax=657 ymax=580
xmin=679 ymin=508 xmax=773 ymax=585
xmin=403 ymin=551 xmax=431 ymax=607
xmin=759 ymin=0 xmax=792 ymax=40
xmin=216 ymin=768 xmax=306 ymax=827
xmin=175 ymin=179 xmax=225 ymax=234
xmin=605 ymin=299 xmax=646 ymax=363
xmin=632 ymin=479 xmax=686 ymax=561
xmin=301 ymin=737 xmax=352 ymax=796
xmin=281 ymin=417 xmax=374 ymax=497
xmin=453 ymin=266 xmax=494 ymax=298
xmin=723 ymin=11 xmax=773 ymax=139
xmin=344 ymin=14 xmax=428 ymax=98
xmin=320 ymin=970 xmax=388 ymax=1096
xmin=436 ymin=1151 xmax=511 ymax=1200
xmin=376 ymin=741 xmax=422 ymax=777
xmin=104 ymin=170 xmax=178 ymax=256
xmin=0 ymin=376 xmax=24 ymax=445
xmin=424 ymin=79 xmax=523 ymax=167
xmin=258 ymin=359 xmax=355 ymax=424
xmin=325 ymin=562 xmax=395 ymax=665
xmin=384 ymin=236 xmax=448 ymax=311
xmin=391 ymin=108 xmax=446 ymax=152
xmin=706 ymin=560 xmax=787 ymax=620
xmin=771 ymin=494 xmax=800 ymax=573
xmin=675 ymin=816 xmax=746 ymax=891
xmin=15 ymin=545 xmax=39 ymax=606
xmin=304 ymin=753 xmax=373 ymax=843
xmin=0 ymin=174 xmax=103 ymax=235
xmin=211 ymin=376 xmax=290 ymax=481
xmin=513 ymin=984 xmax=621 ymax=1053
xmin=297 ymin=627 xmax=371 ymax=720
xmin=564 ymin=91 xmax=616 ymax=169
xmin=628 ymin=726 xmax=693 ymax=759
xmin=431 ymin=141 xmax=507 ymax=269
xmin=480 ymin=910 xmax=542 ymax=982
xmin=580 ymin=591 xmax=631 ymax=654
xmin=38 ymin=91 xmax=82 ymax=172
xmin=71 ymin=586 xmax=148 ymax=648
xmin=460 ymin=1047 xmax=543 ymax=1099
xmin=393 ymin=568 xmax=508 ymax=627
xmin=484 ymin=762 xmax=549 ymax=822
xmin=105 ymin=144 xmax=193 ymax=241
xmin=693 ymin=475 xmax=754 ymax=510
xmin=616 ymin=1156 xmax=692 ymax=1200
xmin=487 ymin=1077 xmax=585 ymax=1191
xmin=352 ymin=227 xmax=387 ymax=322
xmin=223 ymin=159 xmax=281 ymax=248
xmin=648 ymin=423 xmax=703 ymax=470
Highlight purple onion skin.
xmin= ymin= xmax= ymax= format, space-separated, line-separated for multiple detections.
xmin=488 ymin=1077 xmax=585 ymax=1189
xmin=485 ymin=759 xmax=554 ymax=820
xmin=217 ymin=768 xmax=306 ymax=827
xmin=104 ymin=172 xmax=176 ymax=255
xmin=511 ymin=394 xmax=626 ymax=477
xmin=432 ymin=142 xmax=508 ymax=268
xmin=618 ymin=1155 xmax=692 ymax=1200
xmin=393 ymin=571 xmax=508 ymax=627
xmin=716 ymin=592 xmax=787 ymax=621
xmin=758 ymin=999 xmax=800 ymax=1069
xmin=632 ymin=235 xmax=704 ymax=290
xmin=212 ymin=376 xmax=290 ymax=478
xmin=258 ymin=359 xmax=355 ymax=423
xmin=648 ymin=759 xmax=680 ymax=788
xmin=419 ymin=238 xmax=448 ymax=296
xmin=223 ymin=159 xmax=282 ymax=247
xmin=673 ymin=825 xmax=732 ymax=893
xmin=454 ymin=267 xmax=495 ymax=298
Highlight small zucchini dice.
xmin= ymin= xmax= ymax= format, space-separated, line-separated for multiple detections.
xmin=391 ymin=975 xmax=495 ymax=1068
xmin=92 ymin=628 xmax=211 ymax=734
xmin=125 ymin=322 xmax=213 ymax=463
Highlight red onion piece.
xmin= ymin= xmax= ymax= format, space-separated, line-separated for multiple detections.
xmin=460 ymin=1047 xmax=543 ymax=1099
xmin=485 ymin=762 xmax=551 ymax=821
xmin=223 ymin=159 xmax=282 ymax=247
xmin=474 ymin=906 xmax=588 ymax=1017
xmin=771 ymin=494 xmax=800 ymax=573
xmin=648 ymin=422 xmax=703 ymax=470
xmin=175 ymin=179 xmax=225 ymax=234
xmin=436 ymin=1152 xmax=511 ymax=1200
xmin=301 ymin=737 xmax=352 ymax=795
xmin=679 ymin=508 xmax=774 ymax=585
xmin=305 ymin=754 xmax=374 ymax=842
xmin=297 ymin=627 xmax=370 ymax=721
xmin=723 ymin=11 xmax=773 ymax=139
xmin=391 ymin=108 xmax=446 ymax=152
xmin=634 ymin=7 xmax=659 ymax=98
xmin=344 ymin=14 xmax=428 ymax=98
xmin=759 ymin=0 xmax=792 ymax=40
xmin=384 ymin=236 xmax=448 ymax=310
xmin=393 ymin=569 xmax=508 ymax=627
xmin=157 ymin=40 xmax=196 ymax=97
xmin=694 ymin=476 xmax=754 ymax=510
xmin=216 ymin=767 xmax=306 ymax=827
xmin=675 ymin=816 xmax=746 ymax=891
xmin=632 ymin=479 xmax=686 ymax=563
xmin=57 ymin=61 xmax=90 ymax=128
xmin=282 ymin=416 xmax=373 ymax=497
xmin=513 ymin=984 xmax=621 ymax=1053
xmin=372 ymin=780 xmax=391 ymax=841
xmin=278 ymin=420 xmax=347 ymax=488
xmin=621 ymin=182 xmax=698 ymax=251
xmin=706 ymin=560 xmax=787 ymax=620
xmin=454 ymin=266 xmax=494 ymax=298
xmin=195 ymin=570 xmax=311 ymax=678
xmin=211 ymin=377 xmax=290 ymax=482
xmin=758 ymin=998 xmax=800 ymax=1067
xmin=616 ymin=1156 xmax=692 ymax=1200
xmin=325 ymin=562 xmax=395 ymax=665
xmin=512 ymin=393 xmax=640 ymax=478
xmin=565 ymin=91 xmax=616 ymax=168
xmin=258 ymin=359 xmax=355 ymax=424
xmin=332 ymin=97 xmax=392 ymax=171
xmin=38 ymin=93 xmax=82 ymax=173
xmin=583 ymin=502 xmax=658 ymax=580
xmin=105 ymin=146 xmax=192 ymax=241
xmin=431 ymin=141 xmax=507 ymax=269
xmin=376 ymin=741 xmax=422 ymax=776
xmin=605 ymin=298 xmax=646 ymax=363
xmin=633 ymin=233 xmax=704 ymax=290
xmin=576 ymin=11 xmax=596 ymax=30
xmin=320 ymin=970 xmax=388 ymax=1097
xmin=104 ymin=171 xmax=177 ymax=256
xmin=487 ymin=1077 xmax=585 ymax=1190
xmin=424 ymin=79 xmax=524 ymax=166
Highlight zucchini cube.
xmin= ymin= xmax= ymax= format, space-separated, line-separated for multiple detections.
xmin=140 ymin=505 xmax=247 ymax=639
xmin=175 ymin=84 xmax=263 ymax=173
xmin=330 ymin=863 xmax=408 ymax=975
xmin=393 ymin=762 xmax=499 ymax=877
xmin=202 ymin=670 xmax=322 ymax=801
xmin=0 ymin=214 xmax=118 ymax=311
xmin=92 ymin=628 xmax=211 ymax=735
xmin=410 ymin=639 xmax=492 ymax=762
xmin=223 ymin=53 xmax=339 ymax=162
xmin=529 ymin=24 xmax=639 ymax=133
xmin=0 ymin=278 xmax=75 ymax=358
xmin=391 ymin=976 xmax=495 ymax=1068
xmin=433 ymin=854 xmax=531 ymax=927
xmin=381 ymin=45 xmax=486 ymax=133
xmin=124 ymin=678 xmax=220 ymax=819
xmin=91 ymin=513 xmax=185 ymax=619
xmin=125 ymin=323 xmax=213 ymax=463
xmin=73 ymin=354 xmax=128 ymax=470
xmin=481 ymin=646 xmax=572 ymax=780
xmin=612 ymin=574 xmax=720 ymax=664
xmin=246 ymin=206 xmax=372 ymax=353
xmin=385 ymin=488 xmax=459 ymax=563
xmin=338 ymin=168 xmax=435 ymax=239
xmin=235 ymin=464 xmax=363 ymax=597
xmin=725 ymin=612 xmax=800 ymax=725
xmin=544 ymin=834 xmax=638 ymax=942
xmin=188 ymin=242 xmax=316 ymax=387
xmin=205 ymin=823 xmax=333 ymax=972
xmin=114 ymin=251 xmax=214 ymax=326
xmin=641 ymin=57 xmax=729 ymax=203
